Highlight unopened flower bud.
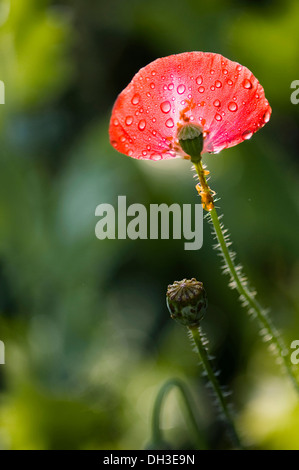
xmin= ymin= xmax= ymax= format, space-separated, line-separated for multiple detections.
xmin=166 ymin=278 xmax=207 ymax=327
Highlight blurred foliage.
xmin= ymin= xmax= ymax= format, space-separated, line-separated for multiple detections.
xmin=0 ymin=0 xmax=298 ymax=449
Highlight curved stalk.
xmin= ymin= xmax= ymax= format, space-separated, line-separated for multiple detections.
xmin=151 ymin=378 xmax=207 ymax=449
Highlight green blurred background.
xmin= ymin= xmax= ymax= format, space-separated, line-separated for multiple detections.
xmin=0 ymin=0 xmax=299 ymax=450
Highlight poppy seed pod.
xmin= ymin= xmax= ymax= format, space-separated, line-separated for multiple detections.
xmin=166 ymin=278 xmax=207 ymax=327
xmin=177 ymin=124 xmax=203 ymax=162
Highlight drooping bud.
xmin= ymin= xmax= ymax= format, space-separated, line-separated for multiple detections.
xmin=177 ymin=124 xmax=203 ymax=163
xmin=166 ymin=278 xmax=207 ymax=327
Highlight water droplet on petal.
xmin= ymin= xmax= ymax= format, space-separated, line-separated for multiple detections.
xmin=210 ymin=86 xmax=215 ymax=91
xmin=151 ymin=70 xmax=156 ymax=76
xmin=168 ymin=83 xmax=174 ymax=90
xmin=263 ymin=110 xmax=271 ymax=123
xmin=138 ymin=119 xmax=146 ymax=131
xmin=150 ymin=83 xmax=155 ymax=89
xmin=242 ymin=78 xmax=252 ymax=89
xmin=132 ymin=94 xmax=140 ymax=105
xmin=146 ymin=92 xmax=151 ymax=97
xmin=147 ymin=145 xmax=151 ymax=150
xmin=198 ymin=86 xmax=205 ymax=93
xmin=113 ymin=119 xmax=119 ymax=126
xmin=210 ymin=69 xmax=215 ymax=75
xmin=223 ymin=69 xmax=228 ymax=75
xmin=120 ymin=136 xmax=126 ymax=142
xmin=165 ymin=118 xmax=174 ymax=128
xmin=142 ymin=150 xmax=147 ymax=156
xmin=215 ymin=80 xmax=222 ymax=88
xmin=152 ymin=117 xmax=156 ymax=123
xmin=152 ymin=130 xmax=157 ymax=136
xmin=228 ymin=102 xmax=238 ymax=112
xmin=151 ymin=153 xmax=162 ymax=160
xmin=177 ymin=84 xmax=186 ymax=94
xmin=227 ymin=79 xmax=233 ymax=86
xmin=128 ymin=150 xmax=133 ymax=156
xmin=196 ymin=75 xmax=203 ymax=85
xmin=213 ymin=99 xmax=221 ymax=107
xmin=160 ymin=101 xmax=171 ymax=113
xmin=255 ymin=93 xmax=260 ymax=99
xmin=242 ymin=130 xmax=253 ymax=140
xmin=237 ymin=65 xmax=242 ymax=71
xmin=215 ymin=113 xmax=222 ymax=121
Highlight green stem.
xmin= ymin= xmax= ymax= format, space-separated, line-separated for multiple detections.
xmin=151 ymin=378 xmax=207 ymax=449
xmin=189 ymin=326 xmax=243 ymax=449
xmin=193 ymin=159 xmax=299 ymax=394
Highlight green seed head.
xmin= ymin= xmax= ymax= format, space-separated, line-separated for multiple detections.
xmin=166 ymin=278 xmax=208 ymax=327
xmin=177 ymin=124 xmax=203 ymax=163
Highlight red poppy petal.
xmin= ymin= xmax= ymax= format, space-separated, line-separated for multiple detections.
xmin=109 ymin=52 xmax=271 ymax=160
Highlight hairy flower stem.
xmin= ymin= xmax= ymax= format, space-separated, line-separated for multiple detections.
xmin=189 ymin=326 xmax=243 ymax=449
xmin=151 ymin=378 xmax=207 ymax=449
xmin=193 ymin=159 xmax=299 ymax=394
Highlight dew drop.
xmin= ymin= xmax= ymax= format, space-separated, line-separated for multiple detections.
xmin=263 ymin=110 xmax=271 ymax=123
xmin=163 ymin=85 xmax=167 ymax=90
xmin=237 ymin=65 xmax=242 ymax=72
xmin=242 ymin=78 xmax=252 ymax=89
xmin=242 ymin=130 xmax=253 ymax=140
xmin=165 ymin=118 xmax=174 ymax=128
xmin=223 ymin=69 xmax=228 ymax=75
xmin=160 ymin=101 xmax=171 ymax=113
xmin=150 ymin=83 xmax=155 ymax=89
xmin=188 ymin=94 xmax=192 ymax=99
xmin=120 ymin=136 xmax=126 ymax=142
xmin=147 ymin=145 xmax=151 ymax=151
xmin=128 ymin=150 xmax=133 ymax=156
xmin=215 ymin=113 xmax=222 ymax=121
xmin=210 ymin=69 xmax=215 ymax=75
xmin=131 ymin=94 xmax=140 ymax=105
xmin=142 ymin=150 xmax=147 ymax=156
xmin=138 ymin=119 xmax=146 ymax=131
xmin=213 ymin=99 xmax=221 ymax=107
xmin=227 ymin=79 xmax=233 ymax=86
xmin=151 ymin=153 xmax=162 ymax=161
xmin=228 ymin=102 xmax=238 ymax=112
xmin=196 ymin=75 xmax=203 ymax=85
xmin=113 ymin=119 xmax=119 ymax=126
xmin=210 ymin=86 xmax=215 ymax=91
xmin=255 ymin=93 xmax=260 ymax=99
xmin=146 ymin=92 xmax=151 ymax=97
xmin=168 ymin=83 xmax=174 ymax=90
xmin=215 ymin=80 xmax=222 ymax=88
xmin=152 ymin=117 xmax=156 ymax=123
xmin=198 ymin=86 xmax=205 ymax=93
xmin=152 ymin=130 xmax=157 ymax=136
xmin=151 ymin=70 xmax=156 ymax=76
xmin=177 ymin=84 xmax=186 ymax=94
